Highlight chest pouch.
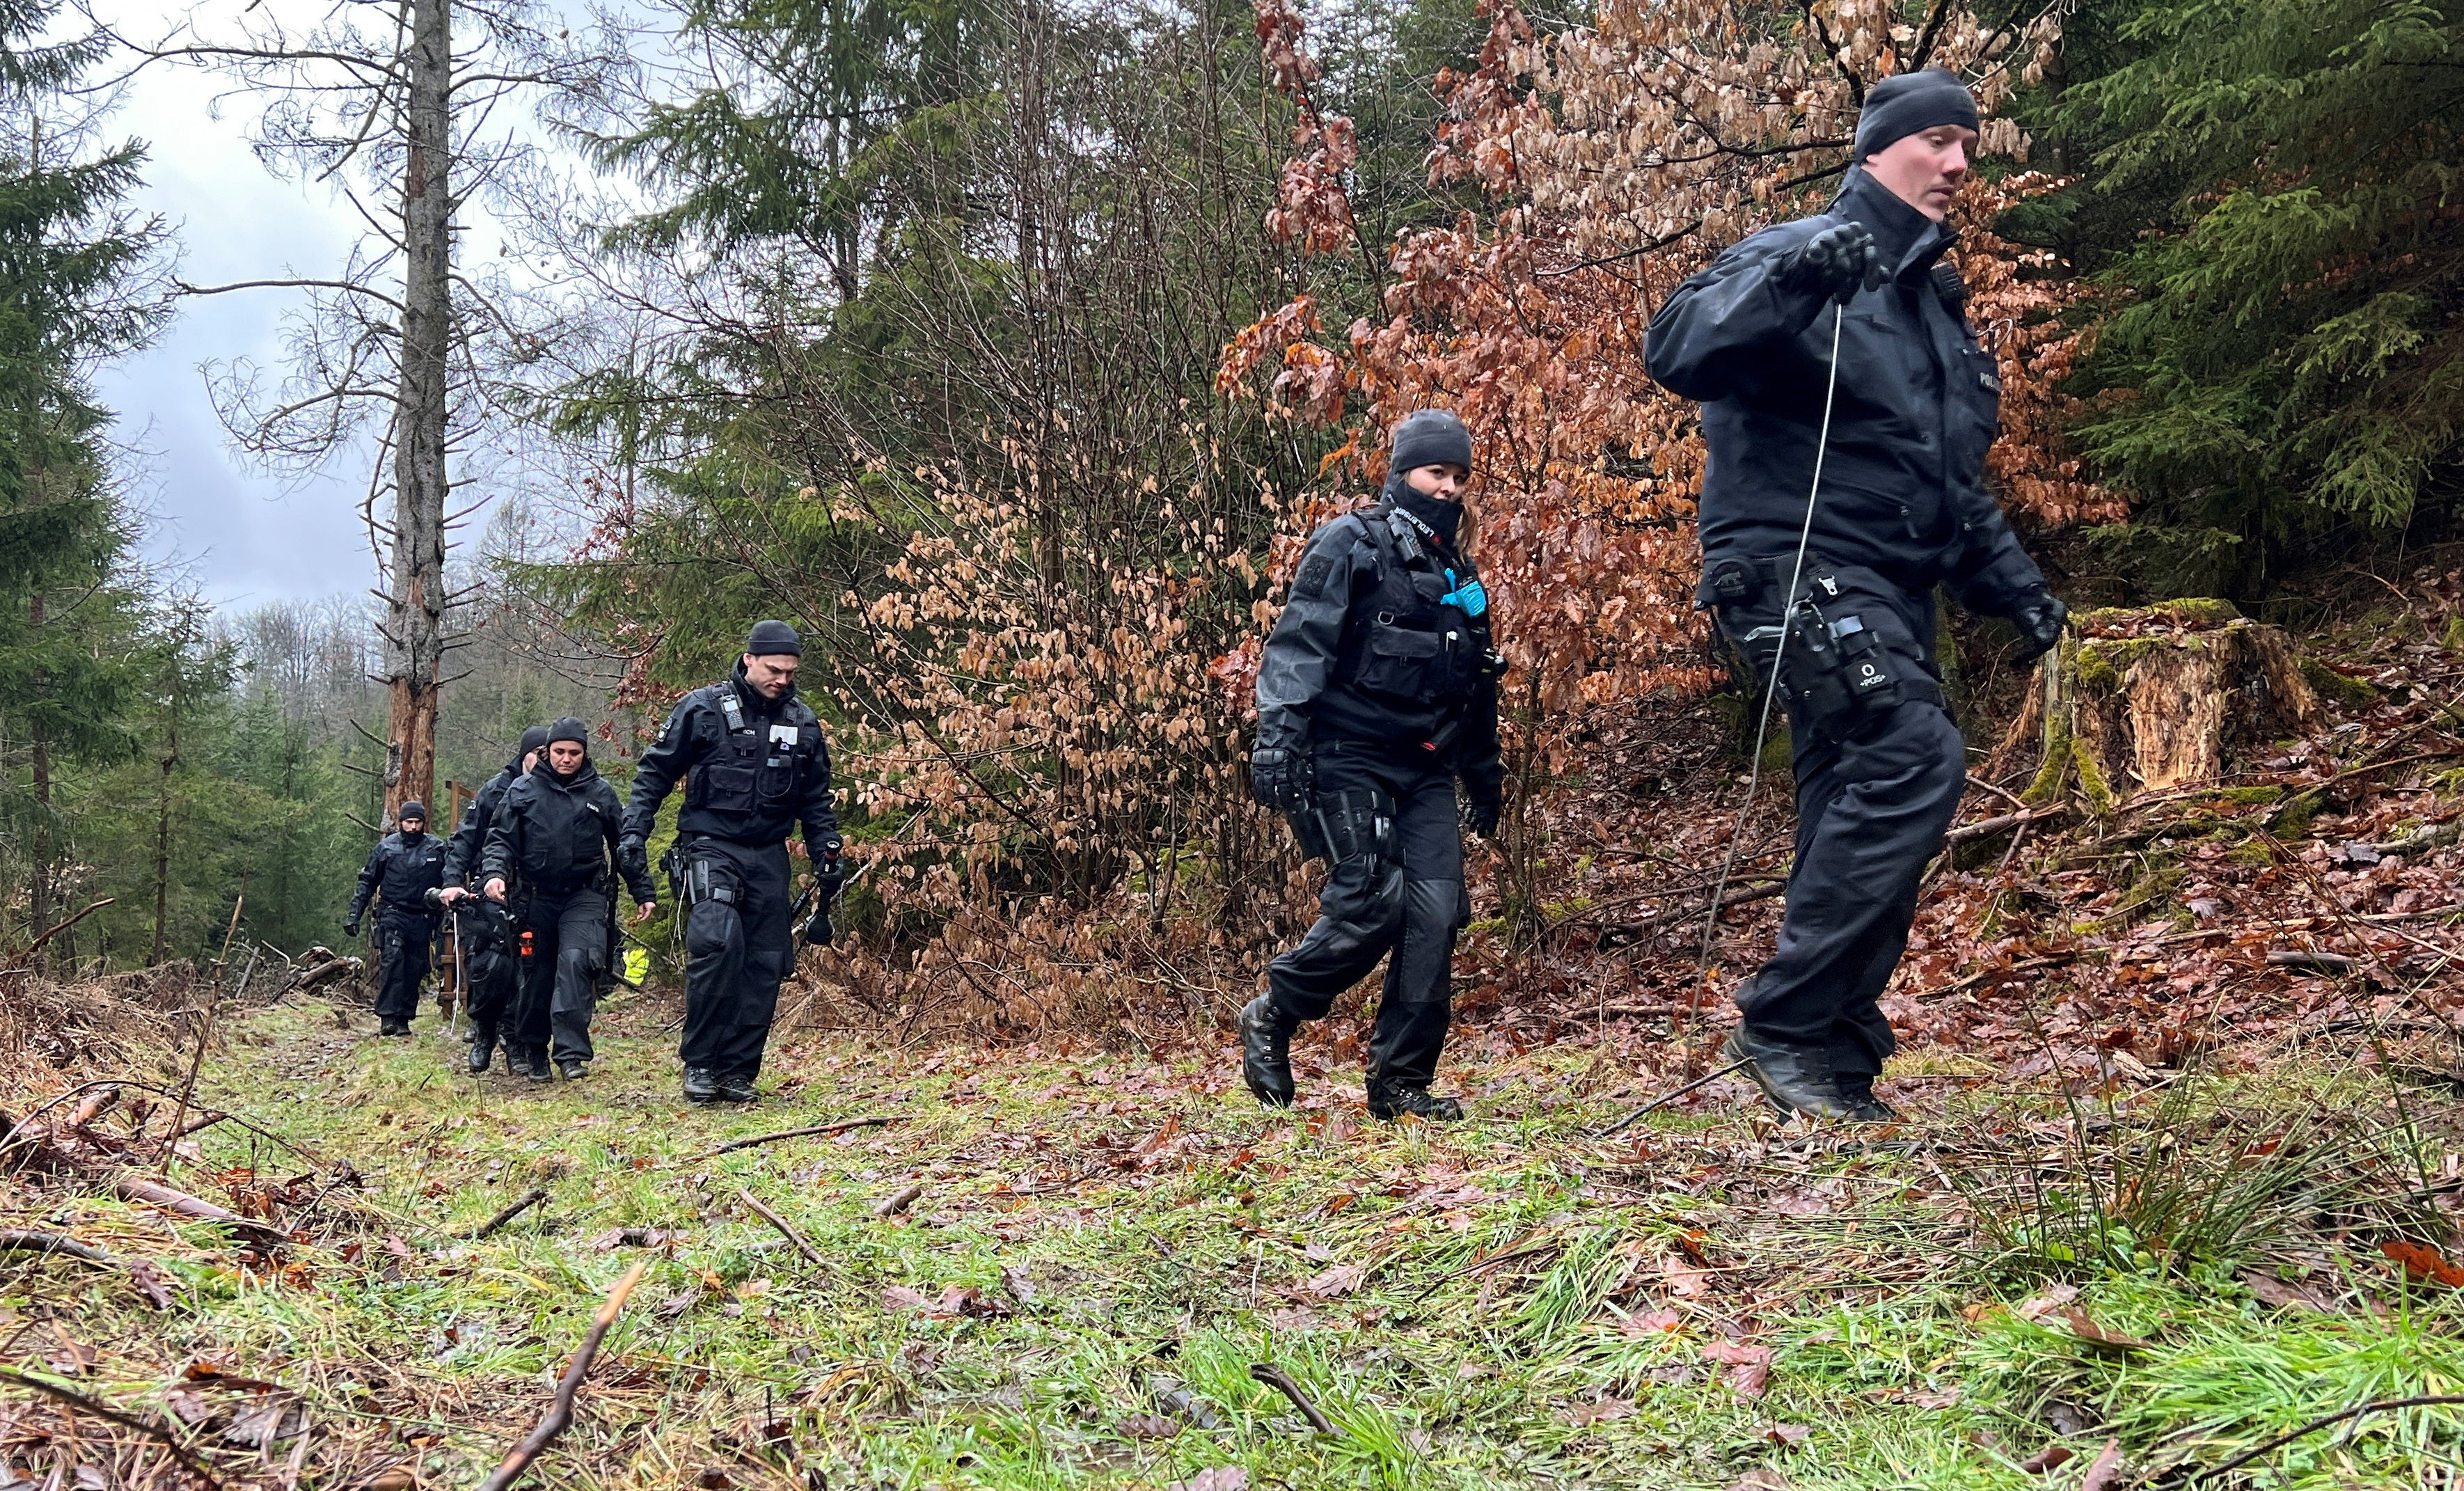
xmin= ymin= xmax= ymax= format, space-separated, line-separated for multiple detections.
xmin=1779 ymin=597 xmax=1906 ymax=743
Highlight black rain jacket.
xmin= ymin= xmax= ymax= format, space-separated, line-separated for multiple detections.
xmin=481 ymin=759 xmax=658 ymax=902
xmin=1644 ymin=167 xmax=2045 ymax=616
xmin=1254 ymin=479 xmax=1505 ymax=807
xmin=349 ymin=830 xmax=447 ymax=924
xmin=623 ymin=666 xmax=839 ymax=849
xmin=442 ymin=757 xmax=524 ymax=888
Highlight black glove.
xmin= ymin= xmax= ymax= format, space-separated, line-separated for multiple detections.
xmin=814 ymin=834 xmax=847 ymax=893
xmin=617 ymin=833 xmax=649 ymax=876
xmin=1785 ymin=221 xmax=1883 ymax=305
xmin=2012 ymin=590 xmax=2069 ymax=661
xmin=1464 ymin=796 xmax=1501 ymax=839
xmin=1249 ymin=746 xmax=1312 ymax=813
xmin=343 ymin=916 xmax=361 ymax=938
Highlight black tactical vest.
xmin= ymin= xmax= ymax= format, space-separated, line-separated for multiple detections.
xmin=685 ymin=684 xmax=824 ymax=827
xmin=1334 ymin=506 xmax=1494 ymax=711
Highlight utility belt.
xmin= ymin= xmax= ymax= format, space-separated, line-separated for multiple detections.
xmin=1707 ymin=554 xmax=1942 ymax=743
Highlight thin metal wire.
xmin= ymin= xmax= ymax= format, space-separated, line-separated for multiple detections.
xmin=1694 ymin=301 xmax=1848 ymax=973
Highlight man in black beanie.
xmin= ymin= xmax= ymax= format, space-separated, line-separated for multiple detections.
xmin=440 ymin=723 xmax=548 ymax=1073
xmin=624 ymin=621 xmax=842 ymax=1105
xmin=346 ymin=801 xmax=448 ymax=1038
xmin=1643 ymin=68 xmax=2068 ymax=1121
xmin=1242 ymin=409 xmax=1506 ymax=1121
xmin=482 ymin=718 xmax=659 ymax=1082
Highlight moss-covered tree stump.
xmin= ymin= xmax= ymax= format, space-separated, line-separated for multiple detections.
xmin=2007 ymin=599 xmax=2321 ymax=809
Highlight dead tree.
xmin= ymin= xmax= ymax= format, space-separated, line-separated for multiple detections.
xmin=100 ymin=0 xmax=616 ymax=819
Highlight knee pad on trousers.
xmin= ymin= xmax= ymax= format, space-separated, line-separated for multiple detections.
xmin=558 ymin=943 xmax=601 ymax=982
xmin=1314 ymin=862 xmax=1407 ymax=961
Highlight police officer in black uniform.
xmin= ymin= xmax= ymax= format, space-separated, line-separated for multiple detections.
xmin=480 ymin=718 xmax=659 ymax=1082
xmin=623 ymin=620 xmax=842 ymax=1105
xmin=346 ymin=803 xmax=448 ymax=1039
xmin=1644 ymin=69 xmax=2067 ymax=1121
xmin=1242 ymin=410 xmax=1505 ymax=1121
xmin=439 ymin=723 xmax=547 ymax=1074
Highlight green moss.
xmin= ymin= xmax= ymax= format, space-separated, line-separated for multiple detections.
xmin=2445 ymin=615 xmax=2464 ymax=652
xmin=2227 ymin=840 xmax=2275 ymax=867
xmin=1760 ymin=729 xmax=1792 ymax=777
xmin=2071 ymin=734 xmax=2117 ymax=814
xmin=2076 ymin=598 xmax=2242 ymax=633
xmin=2270 ymin=791 xmax=2321 ymax=837
xmin=2074 ymin=642 xmax=2122 ymax=692
xmin=2206 ymin=785 xmax=2284 ymax=805
xmin=2299 ymin=656 xmax=2380 ymax=711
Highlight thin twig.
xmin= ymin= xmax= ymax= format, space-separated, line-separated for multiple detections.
xmin=872 ymin=1183 xmax=925 ymax=1218
xmin=736 ymin=1187 xmax=826 ymax=1268
xmin=1248 ymin=1362 xmax=1336 ymax=1434
xmin=2191 ymin=1395 xmax=2464 ymax=1483
xmin=1595 ymin=1062 xmax=1751 ymax=1138
xmin=681 ymin=1116 xmax=900 ymax=1163
xmin=0 ymin=1364 xmax=221 ymax=1485
xmin=473 ymin=1259 xmax=649 ymax=1491
xmin=466 ymin=1188 xmax=549 ymax=1240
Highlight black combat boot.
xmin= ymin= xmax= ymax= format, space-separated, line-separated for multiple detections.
xmin=558 ymin=1058 xmax=589 ymax=1082
xmin=468 ymin=1026 xmax=496 ymax=1074
xmin=379 ymin=1016 xmax=411 ymax=1038
xmin=1836 ymin=1073 xmax=1898 ymax=1123
xmin=682 ymin=1068 xmax=722 ymax=1105
xmin=717 ymin=1071 xmax=758 ymax=1103
xmin=526 ymin=1046 xmax=552 ymax=1083
xmin=1721 ymin=1025 xmax=1849 ymax=1120
xmin=1366 ymin=1079 xmax=1464 ymax=1122
xmin=1238 ymin=994 xmax=1297 ymax=1109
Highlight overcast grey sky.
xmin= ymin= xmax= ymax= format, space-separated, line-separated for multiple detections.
xmin=84 ymin=4 xmax=378 ymax=611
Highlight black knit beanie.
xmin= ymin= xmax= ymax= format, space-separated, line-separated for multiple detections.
xmin=397 ymin=800 xmax=427 ymax=824
xmin=519 ymin=724 xmax=550 ymax=757
xmin=745 ymin=619 xmax=803 ymax=657
xmin=1853 ymin=68 xmax=1980 ymax=160
xmin=547 ymin=717 xmax=590 ymax=749
xmin=1389 ymin=410 xmax=1474 ymax=478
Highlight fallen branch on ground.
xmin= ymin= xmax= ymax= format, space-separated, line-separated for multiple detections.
xmin=682 ymin=1116 xmax=901 ymax=1162
xmin=2191 ymin=1395 xmax=2464 ymax=1483
xmin=1595 ymin=1061 xmax=1750 ymax=1138
xmin=473 ymin=1259 xmax=649 ymax=1491
xmin=1248 ymin=1362 xmax=1336 ymax=1435
xmin=0 ymin=1229 xmax=114 ymax=1263
xmin=1943 ymin=804 xmax=2067 ymax=845
xmin=1596 ymin=881 xmax=1785 ymax=942
xmin=2268 ymin=950 xmax=2359 ymax=975
xmin=873 ymin=1183 xmax=925 ymax=1218
xmin=466 ymin=1188 xmax=549 ymax=1240
xmin=0 ymin=1364 xmax=220 ymax=1485
xmin=112 ymin=1174 xmax=287 ymax=1245
xmin=738 ymin=1187 xmax=827 ymax=1268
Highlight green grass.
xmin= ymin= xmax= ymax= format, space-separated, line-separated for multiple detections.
xmin=3 ymin=994 xmax=2460 ymax=1489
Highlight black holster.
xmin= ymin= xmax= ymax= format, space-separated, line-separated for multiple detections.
xmin=1288 ymin=787 xmax=1394 ymax=865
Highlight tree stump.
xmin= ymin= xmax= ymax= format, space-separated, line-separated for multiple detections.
xmin=2005 ymin=599 xmax=2322 ymax=807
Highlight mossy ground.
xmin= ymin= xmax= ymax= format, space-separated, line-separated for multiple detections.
xmin=8 ymin=991 xmax=2460 ymax=1490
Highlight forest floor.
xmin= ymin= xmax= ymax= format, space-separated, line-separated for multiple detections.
xmin=0 ymin=984 xmax=2458 ymax=1491
xmin=7 ymin=579 xmax=2464 ymax=1490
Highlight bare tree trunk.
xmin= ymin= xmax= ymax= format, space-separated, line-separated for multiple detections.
xmin=26 ymin=593 xmax=50 ymax=948
xmin=382 ymin=0 xmax=453 ymax=821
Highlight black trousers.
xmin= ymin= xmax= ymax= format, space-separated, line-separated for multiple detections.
xmin=1716 ymin=565 xmax=1966 ymax=1078
xmin=1265 ymin=743 xmax=1468 ymax=1093
xmin=374 ymin=912 xmax=438 ymax=1021
xmin=677 ymin=837 xmax=793 ymax=1080
xmin=511 ymin=886 xmax=609 ymax=1064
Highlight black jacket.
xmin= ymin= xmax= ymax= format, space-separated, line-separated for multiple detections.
xmin=623 ymin=668 xmax=839 ymax=849
xmin=481 ymin=760 xmax=658 ymax=902
xmin=441 ymin=759 xmax=523 ymax=889
xmin=1644 ymin=168 xmax=2045 ymax=615
xmin=1254 ymin=480 xmax=1505 ymax=806
xmin=349 ymin=830 xmax=447 ymax=924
